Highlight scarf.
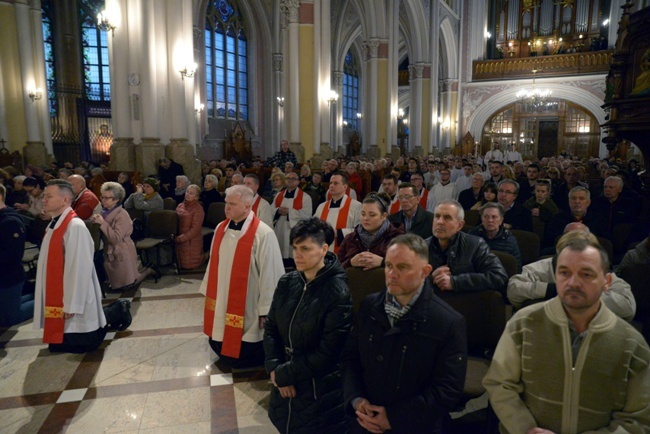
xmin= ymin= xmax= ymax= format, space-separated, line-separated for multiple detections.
xmin=101 ymin=205 xmax=120 ymax=219
xmin=356 ymin=219 xmax=390 ymax=250
xmin=144 ymin=192 xmax=157 ymax=201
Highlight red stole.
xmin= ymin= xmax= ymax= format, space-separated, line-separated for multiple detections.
xmin=203 ymin=214 xmax=260 ymax=358
xmin=274 ymin=188 xmax=303 ymax=210
xmin=252 ymin=195 xmax=262 ymax=214
xmin=43 ymin=210 xmax=78 ymax=344
xmin=319 ymin=196 xmax=352 ymax=253
xmin=419 ymin=189 xmax=429 ymax=210
xmin=389 ymin=198 xmax=400 ymax=214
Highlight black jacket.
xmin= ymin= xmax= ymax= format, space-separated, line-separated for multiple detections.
xmin=0 ymin=207 xmax=26 ymax=288
xmin=503 ymin=201 xmax=533 ymax=232
xmin=427 ymin=231 xmax=508 ymax=296
xmin=264 ymin=252 xmax=353 ymax=434
xmin=340 ymin=279 xmax=467 ymax=433
xmin=388 ymin=206 xmax=433 ymax=240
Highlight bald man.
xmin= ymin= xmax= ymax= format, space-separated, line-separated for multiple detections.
xmin=68 ymin=174 xmax=99 ymax=220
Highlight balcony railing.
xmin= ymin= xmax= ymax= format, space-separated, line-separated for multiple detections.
xmin=472 ymin=51 xmax=614 ymax=81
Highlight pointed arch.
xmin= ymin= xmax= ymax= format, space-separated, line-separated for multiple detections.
xmin=439 ymin=17 xmax=457 ymax=79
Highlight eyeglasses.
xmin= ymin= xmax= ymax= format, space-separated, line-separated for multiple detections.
xmin=100 ymin=196 xmax=116 ymax=201
xmin=497 ymin=189 xmax=516 ymax=195
xmin=398 ymin=194 xmax=415 ymax=201
xmin=286 ymin=177 xmax=299 ymax=181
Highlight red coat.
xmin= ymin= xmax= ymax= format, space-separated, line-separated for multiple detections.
xmin=175 ymin=200 xmax=205 ymax=269
xmin=347 ymin=172 xmax=363 ymax=199
xmin=337 ymin=221 xmax=404 ymax=269
xmin=72 ymin=189 xmax=100 ymax=220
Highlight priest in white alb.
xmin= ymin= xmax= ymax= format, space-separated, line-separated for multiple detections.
xmin=313 ymin=171 xmax=361 ymax=253
xmin=271 ymin=172 xmax=312 ymax=266
xmin=244 ymin=174 xmax=273 ymax=227
xmin=201 ymin=185 xmax=284 ymax=368
xmin=33 ymin=180 xmax=107 ymax=353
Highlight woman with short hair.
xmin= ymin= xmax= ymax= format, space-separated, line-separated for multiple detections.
xmin=264 ymin=217 xmax=352 ymax=433
xmin=92 ymin=182 xmax=155 ymax=291
xmin=175 ymin=184 xmax=205 ymax=269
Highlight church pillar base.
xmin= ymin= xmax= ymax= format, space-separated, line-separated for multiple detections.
xmin=412 ymin=147 xmax=423 ymax=158
xmin=319 ymin=144 xmax=333 ymax=160
xmin=366 ymin=145 xmax=381 ymax=160
xmin=391 ymin=146 xmax=401 ymax=161
xmin=167 ymin=138 xmax=200 ymax=184
xmin=109 ymin=138 xmax=135 ymax=172
xmin=134 ymin=138 xmax=164 ymax=178
xmin=289 ymin=142 xmax=305 ymax=163
xmin=23 ymin=141 xmax=51 ymax=168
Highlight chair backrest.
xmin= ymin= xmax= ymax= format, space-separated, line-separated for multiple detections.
xmin=597 ymin=237 xmax=614 ymax=266
xmin=464 ymin=209 xmax=480 ymax=227
xmin=205 ymin=202 xmax=227 ymax=228
xmin=491 ymin=250 xmax=518 ymax=279
xmin=345 ymin=267 xmax=386 ymax=315
xmin=127 ymin=207 xmax=144 ymax=221
xmin=619 ymin=264 xmax=650 ymax=318
xmin=163 ymin=197 xmax=178 ymax=210
xmin=85 ymin=221 xmax=102 ymax=251
xmin=612 ymin=223 xmax=634 ymax=253
xmin=511 ymin=229 xmax=540 ymax=266
xmin=438 ymin=290 xmax=506 ymax=355
xmin=531 ymin=215 xmax=545 ymax=241
xmin=147 ymin=210 xmax=178 ymax=238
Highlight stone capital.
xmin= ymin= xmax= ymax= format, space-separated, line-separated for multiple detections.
xmin=280 ymin=0 xmax=300 ymax=25
xmin=409 ymin=64 xmax=425 ymax=80
xmin=332 ymin=71 xmax=344 ymax=87
xmin=363 ymin=40 xmax=381 ymax=59
xmin=273 ymin=53 xmax=284 ymax=72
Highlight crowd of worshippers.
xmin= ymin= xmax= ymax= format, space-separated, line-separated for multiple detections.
xmin=1 ymin=147 xmax=649 ymax=432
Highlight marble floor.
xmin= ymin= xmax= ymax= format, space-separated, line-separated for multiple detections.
xmin=0 ymin=271 xmax=277 ymax=434
xmin=0 ymin=268 xmax=489 ymax=434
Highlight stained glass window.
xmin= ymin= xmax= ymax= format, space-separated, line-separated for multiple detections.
xmin=42 ymin=3 xmax=57 ymax=116
xmin=80 ymin=0 xmax=110 ymax=101
xmin=205 ymin=0 xmax=248 ymax=119
xmin=343 ymin=51 xmax=359 ymax=130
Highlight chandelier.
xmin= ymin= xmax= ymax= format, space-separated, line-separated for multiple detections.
xmin=516 ymin=67 xmax=554 ymax=110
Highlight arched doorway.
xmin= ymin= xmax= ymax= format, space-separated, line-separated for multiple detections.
xmin=481 ymin=99 xmax=600 ymax=159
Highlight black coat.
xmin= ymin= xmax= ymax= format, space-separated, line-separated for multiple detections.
xmin=264 ymin=252 xmax=353 ymax=434
xmin=388 ymin=206 xmax=434 ymax=240
xmin=503 ymin=201 xmax=533 ymax=232
xmin=340 ymin=279 xmax=467 ymax=433
xmin=427 ymin=231 xmax=508 ymax=296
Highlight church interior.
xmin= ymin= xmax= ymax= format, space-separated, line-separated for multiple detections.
xmin=1 ymin=0 xmax=650 ymax=432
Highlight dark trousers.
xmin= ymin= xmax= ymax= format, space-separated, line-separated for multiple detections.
xmin=48 ymin=328 xmax=107 ymax=354
xmin=0 ymin=281 xmax=34 ymax=327
xmin=208 ymin=338 xmax=264 ymax=369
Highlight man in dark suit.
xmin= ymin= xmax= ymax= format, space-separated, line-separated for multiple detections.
xmin=388 ymin=183 xmax=433 ymax=240
xmin=498 ymin=179 xmax=533 ymax=232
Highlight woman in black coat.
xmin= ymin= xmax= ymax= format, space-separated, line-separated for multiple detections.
xmin=264 ymin=217 xmax=353 ymax=434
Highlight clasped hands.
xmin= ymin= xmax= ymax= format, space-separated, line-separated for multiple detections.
xmin=351 ymin=252 xmax=382 ymax=270
xmin=431 ymin=266 xmax=453 ymax=291
xmin=354 ymin=398 xmax=391 ymax=433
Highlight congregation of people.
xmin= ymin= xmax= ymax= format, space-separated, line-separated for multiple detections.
xmin=1 ymin=142 xmax=649 ymax=433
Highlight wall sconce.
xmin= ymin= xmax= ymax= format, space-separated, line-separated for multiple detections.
xmin=180 ymin=63 xmax=197 ymax=80
xmin=398 ymin=108 xmax=405 ymax=119
xmin=356 ymin=112 xmax=363 ymax=119
xmin=342 ymin=120 xmax=349 ymax=127
xmin=96 ymin=10 xmax=116 ymax=36
xmin=28 ymin=88 xmax=43 ymax=102
xmin=276 ymin=96 xmax=285 ymax=107
xmin=326 ymin=90 xmax=338 ymax=106
xmin=194 ymin=103 xmax=204 ymax=114
xmin=485 ymin=31 xmax=492 ymax=39
xmin=402 ymin=118 xmax=408 ymax=126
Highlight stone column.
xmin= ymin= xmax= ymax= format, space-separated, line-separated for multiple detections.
xmin=282 ymin=0 xmax=301 ymax=152
xmin=331 ymin=70 xmax=344 ymax=155
xmin=273 ymin=52 xmax=285 ymax=144
xmin=364 ymin=40 xmax=380 ymax=153
xmin=30 ymin=0 xmax=53 ymax=156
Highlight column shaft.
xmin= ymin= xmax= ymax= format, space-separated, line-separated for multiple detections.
xmin=15 ymin=1 xmax=40 ymax=142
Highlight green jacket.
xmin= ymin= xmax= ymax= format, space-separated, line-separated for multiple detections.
xmin=484 ymin=297 xmax=650 ymax=433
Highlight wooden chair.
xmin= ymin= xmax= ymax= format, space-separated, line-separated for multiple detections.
xmin=438 ymin=290 xmax=506 ymax=417
xmin=492 ymin=250 xmax=518 ymax=279
xmin=618 ymin=264 xmax=650 ymax=343
xmin=163 ymin=197 xmax=177 ymax=210
xmin=344 ymin=267 xmax=386 ymax=316
xmin=511 ymin=229 xmax=540 ymax=266
xmin=202 ymin=202 xmax=227 ymax=237
xmin=85 ymin=221 xmax=105 ymax=297
xmin=135 ymin=210 xmax=179 ymax=281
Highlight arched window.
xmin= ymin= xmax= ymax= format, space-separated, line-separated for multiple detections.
xmin=80 ymin=0 xmax=110 ymax=101
xmin=42 ymin=2 xmax=57 ymax=116
xmin=343 ymin=51 xmax=359 ymax=130
xmin=205 ymin=0 xmax=248 ymax=120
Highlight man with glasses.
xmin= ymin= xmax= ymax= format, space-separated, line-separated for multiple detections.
xmin=458 ymin=173 xmax=485 ymax=211
xmin=388 ymin=183 xmax=434 ymax=239
xmin=498 ymin=179 xmax=533 ymax=232
xmin=408 ymin=173 xmax=434 ymax=212
xmin=272 ymin=172 xmax=312 ymax=266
